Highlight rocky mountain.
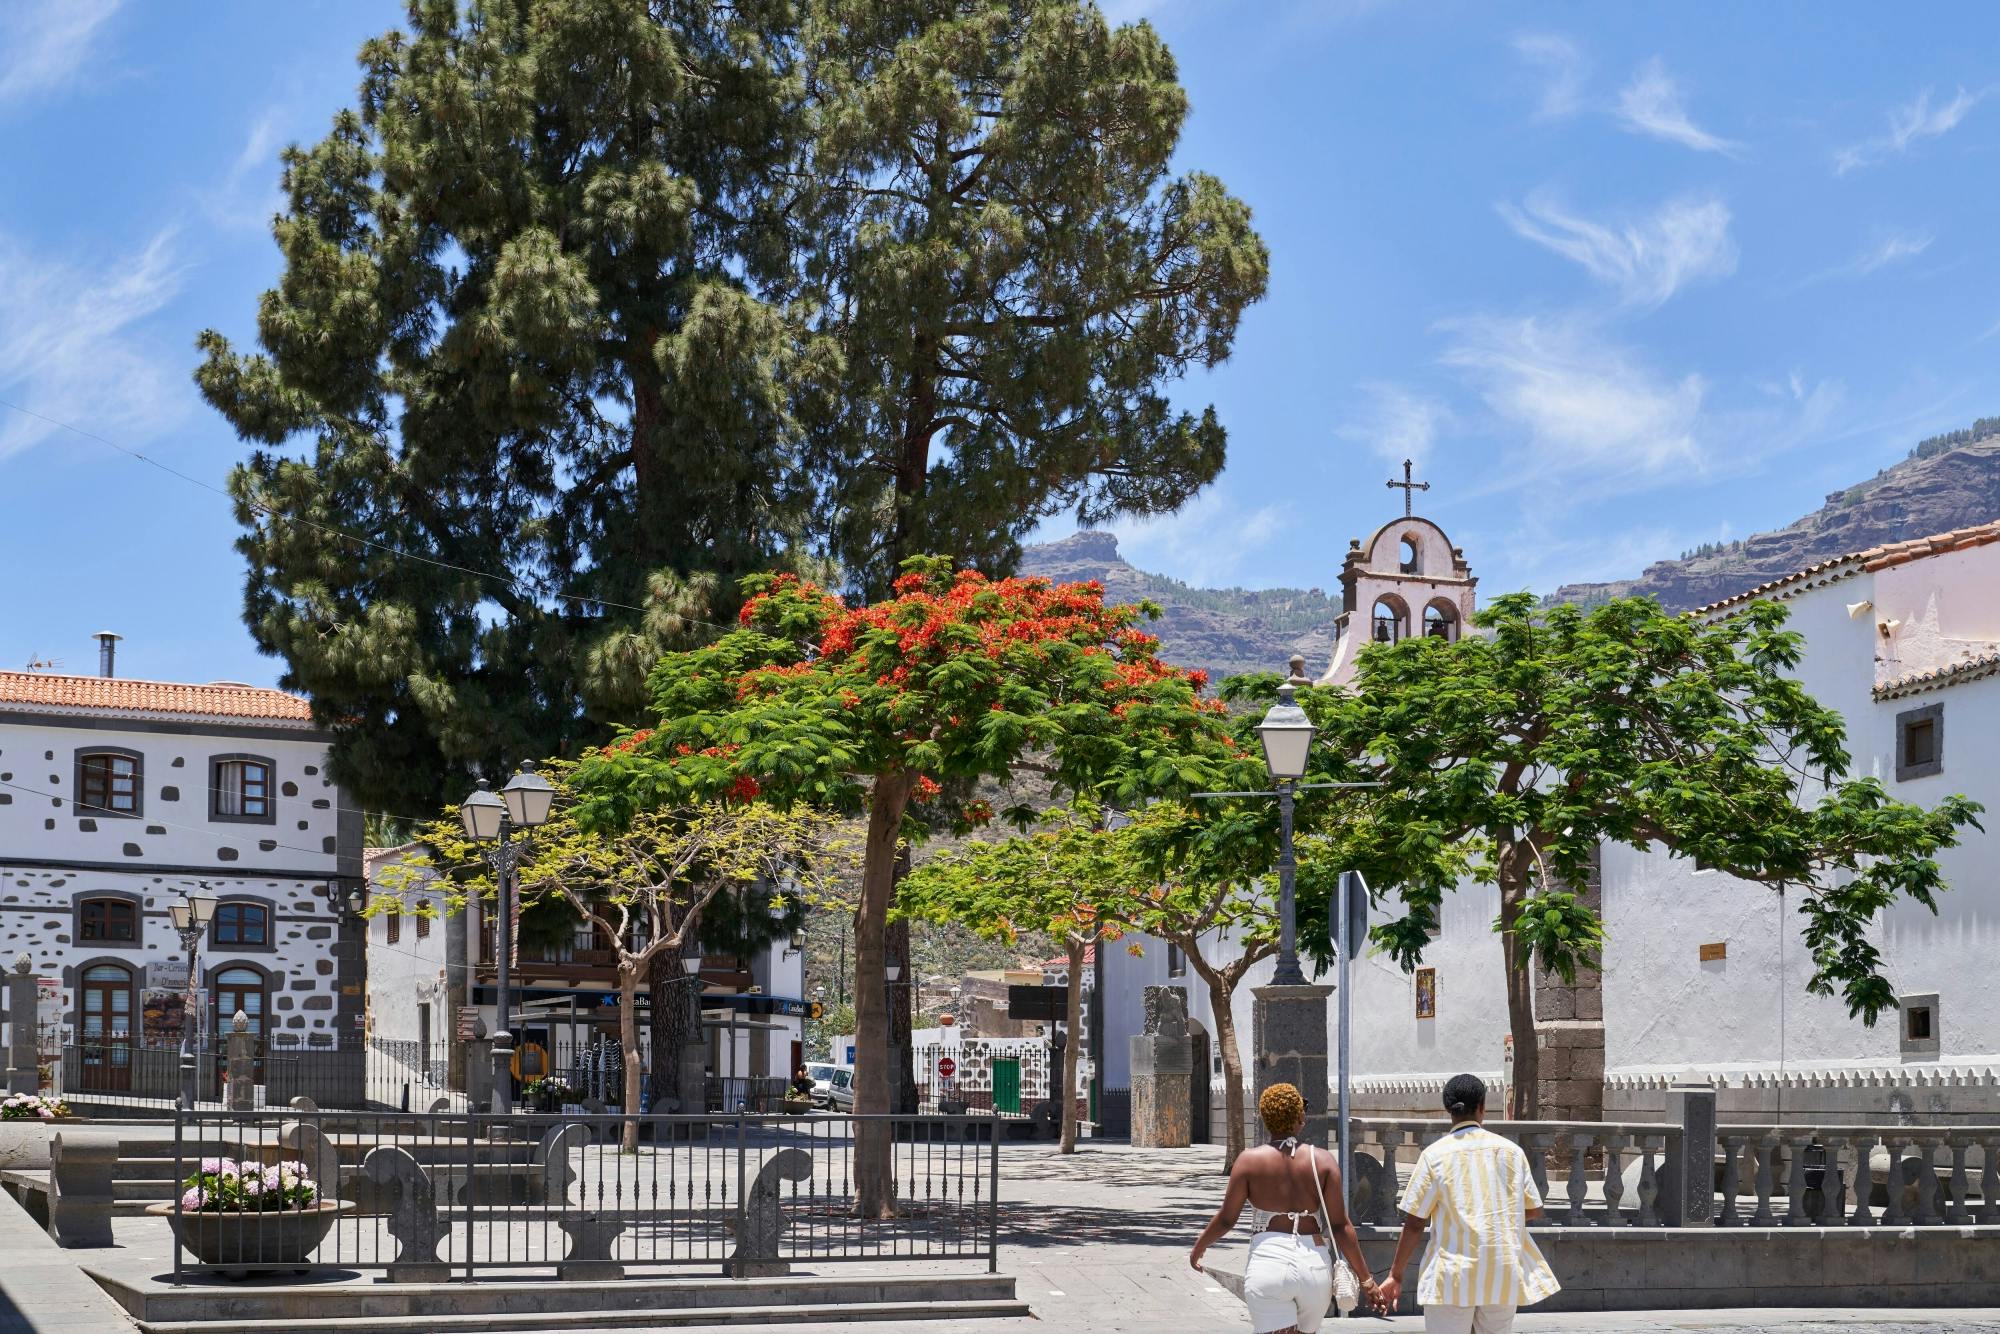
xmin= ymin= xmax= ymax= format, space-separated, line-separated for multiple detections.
xmin=1019 ymin=530 xmax=1339 ymax=681
xmin=1555 ymin=426 xmax=2000 ymax=612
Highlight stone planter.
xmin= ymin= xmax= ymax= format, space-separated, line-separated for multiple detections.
xmin=146 ymin=1201 xmax=354 ymax=1276
xmin=780 ymin=1096 xmax=814 ymax=1116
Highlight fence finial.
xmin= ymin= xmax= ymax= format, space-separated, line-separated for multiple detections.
xmin=233 ymin=1009 xmax=250 ymax=1034
xmin=12 ymin=953 xmax=29 ymax=976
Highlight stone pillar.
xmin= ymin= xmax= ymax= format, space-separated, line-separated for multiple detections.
xmin=1129 ymin=987 xmax=1192 ymax=1148
xmin=491 ymin=1031 xmax=515 ymax=1115
xmin=464 ymin=1033 xmax=492 ymax=1111
xmin=6 ymin=954 xmax=38 ymax=1096
xmin=46 ymin=1132 xmax=113 ymax=1248
xmin=224 ymin=1010 xmax=257 ymax=1111
xmin=1533 ymin=844 xmax=1605 ymax=1122
xmin=1661 ymin=1074 xmax=1718 ymax=1227
xmin=1253 ymin=983 xmax=1333 ymax=1148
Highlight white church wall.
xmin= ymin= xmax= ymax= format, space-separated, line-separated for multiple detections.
xmin=1345 ymin=875 xmax=1510 ymax=1082
xmin=1602 ymin=562 xmax=2000 ymax=1077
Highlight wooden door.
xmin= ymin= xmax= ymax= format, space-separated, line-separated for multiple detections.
xmin=212 ymin=967 xmax=267 ymax=1081
xmin=79 ymin=964 xmax=135 ymax=1091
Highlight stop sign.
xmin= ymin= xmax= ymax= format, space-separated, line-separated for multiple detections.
xmin=937 ymin=1056 xmax=957 ymax=1080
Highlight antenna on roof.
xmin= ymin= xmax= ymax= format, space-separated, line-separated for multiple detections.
xmin=22 ymin=656 xmax=61 ymax=673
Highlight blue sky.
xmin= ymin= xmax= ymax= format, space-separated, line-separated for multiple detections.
xmin=3 ymin=1 xmax=1998 ymax=687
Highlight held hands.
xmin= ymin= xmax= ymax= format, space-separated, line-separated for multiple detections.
xmin=1375 ymin=1274 xmax=1403 ymax=1311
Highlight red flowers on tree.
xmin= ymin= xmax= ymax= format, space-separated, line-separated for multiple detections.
xmin=574 ymin=557 xmax=1239 ymax=1215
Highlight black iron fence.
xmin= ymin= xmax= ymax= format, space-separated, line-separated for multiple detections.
xmin=166 ymin=1109 xmax=1000 ymax=1280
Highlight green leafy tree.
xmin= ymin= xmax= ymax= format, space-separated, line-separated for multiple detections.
xmin=194 ymin=0 xmax=809 ymax=812
xmin=899 ymin=803 xmax=1127 ymax=1153
xmin=1312 ymin=593 xmax=1983 ymax=1119
xmin=1115 ymin=801 xmax=1283 ymax=1166
xmin=375 ymin=764 xmax=852 ymax=1149
xmin=572 ymin=559 xmax=1235 ymax=1211
xmin=794 ymin=0 xmax=1270 ymax=591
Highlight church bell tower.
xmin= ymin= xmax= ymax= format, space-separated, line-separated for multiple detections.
xmin=1318 ymin=460 xmax=1477 ymax=687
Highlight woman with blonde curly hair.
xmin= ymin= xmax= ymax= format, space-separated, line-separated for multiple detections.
xmin=1188 ymin=1082 xmax=1384 ymax=1331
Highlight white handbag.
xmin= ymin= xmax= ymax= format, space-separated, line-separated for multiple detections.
xmin=1307 ymin=1143 xmax=1364 ymax=1315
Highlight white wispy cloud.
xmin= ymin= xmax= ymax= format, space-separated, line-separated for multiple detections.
xmin=1511 ymin=32 xmax=1586 ymax=121
xmin=0 ymin=229 xmax=188 ymax=459
xmin=1438 ymin=314 xmax=1707 ymax=491
xmin=194 ymin=107 xmax=291 ymax=231
xmin=1834 ymin=86 xmax=1984 ymax=175
xmin=1615 ymin=57 xmax=1742 ymax=156
xmin=1103 ymin=488 xmax=1293 ymax=588
xmin=1337 ymin=384 xmax=1448 ymax=468
xmin=1497 ymin=190 xmax=1736 ymax=308
xmin=1853 ymin=230 xmax=1934 ymax=276
xmin=0 ymin=0 xmax=121 ymax=105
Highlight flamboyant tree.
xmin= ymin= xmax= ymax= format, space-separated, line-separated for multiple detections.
xmin=572 ymin=558 xmax=1238 ymax=1212
xmin=193 ymin=0 xmax=809 ymax=813
xmin=374 ymin=764 xmax=850 ymax=1148
xmin=899 ymin=803 xmax=1129 ymax=1154
xmin=1305 ymin=593 xmax=1982 ymax=1119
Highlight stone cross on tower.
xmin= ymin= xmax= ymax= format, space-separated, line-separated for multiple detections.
xmin=1387 ymin=458 xmax=1430 ymax=517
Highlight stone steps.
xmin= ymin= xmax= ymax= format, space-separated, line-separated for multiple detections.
xmin=88 ymin=1269 xmax=1029 ymax=1332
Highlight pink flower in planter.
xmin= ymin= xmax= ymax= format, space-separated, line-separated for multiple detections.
xmin=180 ymin=1187 xmax=208 ymax=1211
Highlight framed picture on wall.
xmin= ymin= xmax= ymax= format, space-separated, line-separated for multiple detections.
xmin=1414 ymin=967 xmax=1437 ymax=1020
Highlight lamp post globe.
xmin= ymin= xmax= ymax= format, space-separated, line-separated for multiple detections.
xmin=500 ymin=761 xmax=555 ymax=828
xmin=1257 ymin=660 xmax=1318 ymax=782
xmin=459 ymin=780 xmax=506 ymax=841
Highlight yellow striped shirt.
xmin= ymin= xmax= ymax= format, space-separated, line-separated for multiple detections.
xmin=1397 ymin=1124 xmax=1560 ymax=1308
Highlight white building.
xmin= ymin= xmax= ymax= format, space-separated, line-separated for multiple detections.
xmin=0 ymin=640 xmax=364 ymax=1101
xmin=1101 ymin=511 xmax=2000 ymax=1137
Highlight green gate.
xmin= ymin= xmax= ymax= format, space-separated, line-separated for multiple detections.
xmin=992 ymin=1057 xmax=1022 ymax=1114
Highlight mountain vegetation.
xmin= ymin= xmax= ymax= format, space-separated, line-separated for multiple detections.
xmin=1557 ymin=417 xmax=2000 ymax=611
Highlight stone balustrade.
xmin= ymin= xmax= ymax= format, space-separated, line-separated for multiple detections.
xmin=1350 ymin=1117 xmax=1681 ymax=1227
xmin=1713 ymin=1123 xmax=2000 ymax=1227
xmin=1350 ymin=1110 xmax=2000 ymax=1231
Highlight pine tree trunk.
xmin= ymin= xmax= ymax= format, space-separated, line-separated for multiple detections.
xmin=1498 ymin=848 xmax=1539 ymax=1120
xmin=1058 ymin=937 xmax=1085 ymax=1154
xmin=619 ymin=962 xmax=642 ymax=1153
xmin=854 ymin=773 xmax=912 ymax=1217
xmin=1192 ymin=955 xmax=1248 ymax=1168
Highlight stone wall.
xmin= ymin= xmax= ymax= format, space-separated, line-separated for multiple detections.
xmin=1214 ymin=1225 xmax=2000 ymax=1314
xmin=1534 ymin=845 xmax=1605 ymax=1121
xmin=0 ymin=867 xmax=354 ymax=1049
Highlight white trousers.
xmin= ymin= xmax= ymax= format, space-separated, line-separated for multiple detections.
xmin=1242 ymin=1231 xmax=1332 ymax=1333
xmin=1424 ymin=1304 xmax=1517 ymax=1334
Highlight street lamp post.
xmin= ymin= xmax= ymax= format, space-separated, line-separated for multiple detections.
xmin=1253 ymin=658 xmax=1321 ymax=985
xmin=169 ymin=892 xmax=218 ymax=1111
xmin=459 ymin=761 xmax=555 ymax=1114
xmin=1192 ymin=656 xmax=1380 ymax=1157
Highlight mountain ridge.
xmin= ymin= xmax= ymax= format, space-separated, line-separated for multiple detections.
xmin=1554 ymin=430 xmax=2000 ymax=612
xmin=1018 ymin=530 xmax=1339 ymax=681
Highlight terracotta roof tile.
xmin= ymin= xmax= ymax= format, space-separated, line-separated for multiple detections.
xmin=1874 ymin=648 xmax=2000 ymax=702
xmin=0 ymin=670 xmax=315 ymax=724
xmin=1694 ymin=518 xmax=2000 ymax=616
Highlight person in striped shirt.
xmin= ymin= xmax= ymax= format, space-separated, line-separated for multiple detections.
xmin=1376 ymin=1073 xmax=1559 ymax=1332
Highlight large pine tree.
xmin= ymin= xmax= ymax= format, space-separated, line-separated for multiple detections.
xmin=196 ymin=0 xmax=809 ymax=813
